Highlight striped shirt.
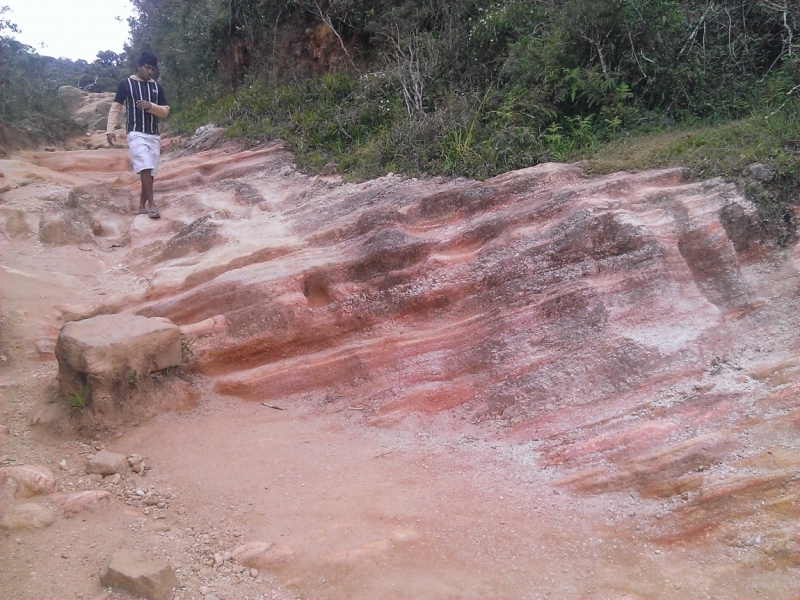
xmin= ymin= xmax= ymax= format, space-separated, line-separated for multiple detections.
xmin=113 ymin=77 xmax=168 ymax=135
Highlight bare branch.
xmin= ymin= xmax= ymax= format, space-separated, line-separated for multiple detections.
xmin=308 ymin=0 xmax=359 ymax=72
xmin=678 ymin=2 xmax=715 ymax=58
xmin=380 ymin=26 xmax=436 ymax=117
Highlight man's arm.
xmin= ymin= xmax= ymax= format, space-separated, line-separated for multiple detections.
xmin=106 ymin=102 xmax=124 ymax=146
xmin=138 ymin=85 xmax=170 ymax=118
xmin=134 ymin=101 xmax=170 ymax=118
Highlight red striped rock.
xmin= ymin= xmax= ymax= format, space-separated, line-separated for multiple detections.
xmin=0 ymin=465 xmax=56 ymax=498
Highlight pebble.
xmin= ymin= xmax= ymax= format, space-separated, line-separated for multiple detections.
xmin=59 ymin=460 xmax=68 ymax=470
xmin=199 ymin=586 xmax=209 ymax=595
xmin=250 ymin=568 xmax=258 ymax=578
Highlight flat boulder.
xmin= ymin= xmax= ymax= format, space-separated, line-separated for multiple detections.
xmin=100 ymin=549 xmax=179 ymax=600
xmin=57 ymin=314 xmax=181 ymax=378
xmin=55 ymin=314 xmax=187 ymax=430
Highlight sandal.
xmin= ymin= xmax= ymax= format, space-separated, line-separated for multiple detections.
xmin=148 ymin=209 xmax=161 ymax=219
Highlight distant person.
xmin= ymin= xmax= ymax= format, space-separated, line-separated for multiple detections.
xmin=106 ymin=52 xmax=170 ymax=219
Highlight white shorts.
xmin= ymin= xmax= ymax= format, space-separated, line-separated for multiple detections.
xmin=127 ymin=131 xmax=161 ymax=176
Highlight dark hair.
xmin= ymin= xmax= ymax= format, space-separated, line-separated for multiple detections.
xmin=136 ymin=52 xmax=158 ymax=68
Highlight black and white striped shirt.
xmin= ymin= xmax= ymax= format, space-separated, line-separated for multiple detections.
xmin=113 ymin=77 xmax=168 ymax=135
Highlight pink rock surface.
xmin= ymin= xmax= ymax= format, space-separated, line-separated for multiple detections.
xmin=119 ymin=156 xmax=796 ymax=552
xmin=53 ymin=490 xmax=113 ymax=514
xmin=2 ymin=128 xmax=798 ymax=595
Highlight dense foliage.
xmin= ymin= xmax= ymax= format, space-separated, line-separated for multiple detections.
xmin=126 ymin=0 xmax=800 ymax=180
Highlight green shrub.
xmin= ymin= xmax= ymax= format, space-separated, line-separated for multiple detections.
xmin=65 ymin=381 xmax=91 ymax=409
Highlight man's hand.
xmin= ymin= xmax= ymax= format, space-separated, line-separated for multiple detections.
xmin=107 ymin=132 xmax=116 ymax=146
xmin=135 ymin=99 xmax=152 ymax=111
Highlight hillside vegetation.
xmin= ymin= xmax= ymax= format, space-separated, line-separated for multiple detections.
xmin=0 ymin=7 xmax=127 ymax=150
xmin=2 ymin=1 xmax=798 ymax=231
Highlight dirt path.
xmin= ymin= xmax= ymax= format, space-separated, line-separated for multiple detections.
xmin=1 ymin=140 xmax=798 ymax=600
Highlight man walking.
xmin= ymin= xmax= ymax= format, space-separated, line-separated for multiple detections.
xmin=106 ymin=52 xmax=170 ymax=218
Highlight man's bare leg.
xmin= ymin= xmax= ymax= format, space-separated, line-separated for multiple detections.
xmin=138 ymin=177 xmax=148 ymax=213
xmin=140 ymin=169 xmax=157 ymax=215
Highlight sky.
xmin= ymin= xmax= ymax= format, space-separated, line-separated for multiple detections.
xmin=3 ymin=0 xmax=134 ymax=62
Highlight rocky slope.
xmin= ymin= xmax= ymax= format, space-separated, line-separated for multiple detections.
xmin=0 ymin=95 xmax=798 ymax=599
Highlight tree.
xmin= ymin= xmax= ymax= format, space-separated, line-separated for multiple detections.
xmin=95 ymin=50 xmax=124 ymax=68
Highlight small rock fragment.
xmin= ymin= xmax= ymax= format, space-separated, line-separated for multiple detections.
xmin=99 ymin=549 xmax=179 ymax=600
xmin=0 ymin=465 xmax=56 ymax=498
xmin=86 ymin=450 xmax=127 ymax=476
xmin=55 ymin=490 xmax=113 ymax=514
xmin=59 ymin=459 xmax=68 ymax=471
xmin=746 ymin=162 xmax=775 ymax=182
xmin=233 ymin=541 xmax=294 ymax=569
xmin=1 ymin=503 xmax=57 ymax=530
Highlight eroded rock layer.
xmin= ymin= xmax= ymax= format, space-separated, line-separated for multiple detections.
xmin=2 ymin=132 xmax=798 ymax=572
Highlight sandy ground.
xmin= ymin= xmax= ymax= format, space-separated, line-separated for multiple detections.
xmin=0 ymin=140 xmax=798 ymax=600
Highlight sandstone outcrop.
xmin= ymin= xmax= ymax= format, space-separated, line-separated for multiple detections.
xmin=2 ymin=129 xmax=798 ymax=591
xmin=58 ymin=86 xmax=115 ymax=132
xmin=113 ymin=152 xmax=794 ymax=555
